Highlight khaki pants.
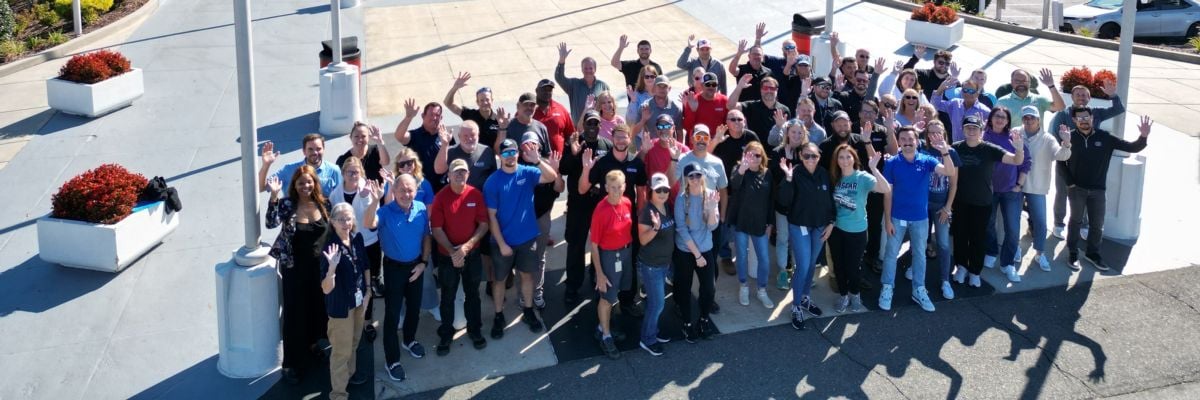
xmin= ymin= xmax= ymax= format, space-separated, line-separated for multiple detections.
xmin=327 ymin=303 xmax=367 ymax=400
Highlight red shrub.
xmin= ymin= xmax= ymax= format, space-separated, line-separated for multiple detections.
xmin=58 ymin=50 xmax=132 ymax=84
xmin=911 ymin=2 xmax=933 ymax=22
xmin=1092 ymin=69 xmax=1117 ymax=98
xmin=51 ymin=164 xmax=148 ymax=224
xmin=1059 ymin=66 xmax=1094 ymax=94
xmin=912 ymin=2 xmax=958 ymax=25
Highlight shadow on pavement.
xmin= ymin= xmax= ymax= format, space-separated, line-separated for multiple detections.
xmin=128 ymin=355 xmax=277 ymax=400
xmin=0 ymin=256 xmax=116 ymax=317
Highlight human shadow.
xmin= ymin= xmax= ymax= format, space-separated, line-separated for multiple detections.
xmin=0 ymin=255 xmax=117 ymax=317
xmin=232 ymin=111 xmax=321 ymax=156
xmin=127 ymin=355 xmax=278 ymax=400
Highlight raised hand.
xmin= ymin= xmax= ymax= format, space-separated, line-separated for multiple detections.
xmin=867 ymin=146 xmax=881 ymax=171
xmin=913 ymin=44 xmax=927 ymax=59
xmin=618 ymin=34 xmax=629 ymax=49
xmin=403 ymin=98 xmax=419 ymax=120
xmin=829 ymin=31 xmax=840 ymax=47
xmin=365 ymin=179 xmax=385 ymax=202
xmin=736 ymin=73 xmax=753 ymax=89
xmin=520 ymin=145 xmax=540 ymax=164
xmin=1038 ymin=68 xmax=1056 ymax=88
xmin=582 ymin=148 xmax=595 ymax=170
xmin=931 ymin=135 xmax=949 ymax=154
xmin=774 ymin=107 xmax=786 ymax=127
xmin=323 ymin=244 xmax=340 ymax=267
xmin=437 ymin=124 xmax=452 ymax=146
xmin=1010 ymin=129 xmax=1025 ymax=147
xmin=547 ymin=150 xmax=562 ymax=170
xmin=779 ymin=158 xmax=794 ymax=181
xmin=369 ymin=124 xmax=384 ymax=144
xmin=1102 ymin=78 xmax=1117 ymax=97
xmin=261 ymin=141 xmax=278 ymax=165
xmin=1138 ymin=115 xmax=1153 ymax=138
xmin=736 ymin=39 xmax=748 ymax=55
xmin=266 ymin=175 xmax=283 ymax=195
xmin=639 ymin=130 xmax=654 ymax=154
xmin=640 ymin=102 xmax=651 ymax=123
xmin=755 ymin=22 xmax=768 ymax=42
xmin=833 ymin=69 xmax=845 ymax=89
xmin=713 ymin=123 xmax=728 ymax=145
xmin=585 ymin=94 xmax=596 ymax=111
xmin=379 ymin=167 xmax=394 ymax=187
xmin=687 ymin=34 xmax=695 ymax=47
xmin=949 ymin=61 xmax=961 ymax=78
xmin=800 ymin=77 xmax=811 ymax=96
xmin=668 ymin=134 xmax=682 ymax=159
xmin=873 ymin=57 xmax=886 ymax=74
xmin=736 ymin=152 xmax=751 ymax=175
xmin=914 ymin=120 xmax=927 ymax=132
xmin=496 ymin=107 xmax=511 ymax=128
xmin=1058 ymin=124 xmax=1071 ymax=142
xmin=569 ymin=132 xmax=582 ymax=155
xmin=452 ymin=71 xmax=471 ymax=89
xmin=893 ymin=59 xmax=904 ymax=73
xmin=649 ymin=210 xmax=661 ymax=231
xmin=626 ymin=84 xmax=637 ymax=102
xmin=557 ymin=42 xmax=572 ymax=62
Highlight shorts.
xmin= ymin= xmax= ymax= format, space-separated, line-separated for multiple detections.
xmin=488 ymin=238 xmax=540 ymax=282
xmin=596 ymin=246 xmax=633 ymax=304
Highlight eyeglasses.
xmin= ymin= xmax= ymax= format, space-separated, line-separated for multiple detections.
xmin=727 ymin=117 xmax=745 ymax=122
xmin=644 ymin=75 xmax=657 ymax=79
xmin=962 ymin=88 xmax=978 ymax=95
xmin=686 ymin=174 xmax=704 ymax=180
xmin=500 ymin=149 xmax=519 ymax=158
xmin=704 ymin=82 xmax=718 ymax=88
xmin=935 ymin=60 xmax=949 ymax=66
xmin=816 ymin=84 xmax=831 ymax=89
xmin=656 ymin=123 xmax=673 ymax=130
xmin=746 ymin=153 xmax=761 ymax=159
xmin=904 ymin=95 xmax=919 ymax=100
xmin=801 ymin=153 xmax=820 ymax=160
xmin=993 ymin=114 xmax=1009 ymax=120
xmin=396 ymin=160 xmax=415 ymax=169
xmin=762 ymin=86 xmax=778 ymax=91
xmin=653 ymin=188 xmax=671 ymax=194
xmin=857 ymin=55 xmax=869 ymax=59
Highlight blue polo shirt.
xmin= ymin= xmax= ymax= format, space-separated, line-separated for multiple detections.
xmin=376 ymin=200 xmax=429 ymax=262
xmin=275 ymin=160 xmax=342 ymax=199
xmin=483 ymin=165 xmax=542 ymax=246
xmin=883 ymin=152 xmax=941 ymax=221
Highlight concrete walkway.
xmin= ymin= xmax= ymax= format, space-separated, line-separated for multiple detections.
xmin=0 ymin=0 xmax=1197 ymax=399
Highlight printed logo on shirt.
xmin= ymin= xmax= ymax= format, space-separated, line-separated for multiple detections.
xmin=596 ymin=150 xmax=609 ymax=158
xmin=834 ymin=181 xmax=860 ymax=212
xmin=1094 ymin=141 xmax=1102 ymax=147
xmin=626 ymin=167 xmax=638 ymax=173
xmin=517 ymin=179 xmax=527 ymax=185
xmin=467 ymin=202 xmax=477 ymax=207
xmin=474 ymin=161 xmax=485 ymax=167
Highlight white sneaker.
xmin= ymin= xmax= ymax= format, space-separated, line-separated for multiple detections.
xmin=1002 ymin=265 xmax=1022 ymax=282
xmin=835 ymin=295 xmax=850 ymax=313
xmin=941 ymin=281 xmax=955 ymax=300
xmin=739 ymin=285 xmax=750 ymax=306
xmin=1052 ymin=226 xmax=1065 ymax=240
xmin=969 ymin=274 xmax=982 ymax=287
xmin=904 ymin=267 xmax=913 ymax=281
xmin=912 ymin=287 xmax=935 ymax=312
xmin=983 ymin=255 xmax=997 ymax=269
xmin=1013 ymin=249 xmax=1023 ymax=264
xmin=953 ymin=266 xmax=968 ymax=284
xmin=1036 ymin=254 xmax=1051 ymax=272
xmin=879 ymin=284 xmax=894 ymax=311
xmin=756 ymin=288 xmax=774 ymax=309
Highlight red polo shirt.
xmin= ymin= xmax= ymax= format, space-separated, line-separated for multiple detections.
xmin=682 ymin=92 xmax=728 ymax=146
xmin=429 ymin=185 xmax=488 ymax=255
xmin=534 ymin=100 xmax=576 ymax=154
xmin=589 ymin=196 xmax=633 ymax=251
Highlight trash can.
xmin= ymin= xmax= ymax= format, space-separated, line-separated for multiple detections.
xmin=791 ymin=11 xmax=826 ymax=55
xmin=319 ymin=36 xmax=361 ymax=69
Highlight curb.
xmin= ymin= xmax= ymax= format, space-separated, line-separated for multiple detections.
xmin=863 ymin=0 xmax=1200 ymax=65
xmin=0 ymin=0 xmax=161 ymax=79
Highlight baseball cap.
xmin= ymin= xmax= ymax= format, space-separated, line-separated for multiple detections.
xmin=797 ymin=54 xmax=812 ymax=65
xmin=831 ymin=110 xmax=851 ymax=122
xmin=962 ymin=115 xmax=984 ymax=128
xmin=812 ymin=76 xmax=831 ymax=87
xmin=500 ymin=139 xmax=519 ymax=152
xmin=682 ymin=163 xmax=705 ymax=177
xmin=537 ymin=78 xmax=555 ymax=88
xmin=696 ymin=39 xmax=712 ymax=49
xmin=1021 ymin=105 xmax=1039 ymax=119
xmin=650 ymin=173 xmax=670 ymax=190
xmin=449 ymin=158 xmax=469 ymax=172
xmin=653 ymin=76 xmax=671 ymax=86
xmin=701 ymin=72 xmax=718 ymax=84
xmin=583 ymin=109 xmax=601 ymax=122
xmin=693 ymin=124 xmax=711 ymax=135
xmin=518 ymin=92 xmax=536 ymax=104
xmin=521 ymin=131 xmax=540 ymax=145
xmin=656 ymin=114 xmax=674 ymax=124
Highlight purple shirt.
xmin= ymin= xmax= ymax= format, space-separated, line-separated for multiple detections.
xmin=932 ymin=97 xmax=990 ymax=142
xmin=983 ymin=129 xmax=1031 ymax=194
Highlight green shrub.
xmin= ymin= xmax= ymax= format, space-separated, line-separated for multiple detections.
xmin=26 ymin=35 xmax=43 ymax=49
xmin=45 ymin=29 xmax=67 ymax=45
xmin=1078 ymin=27 xmax=1095 ymax=38
xmin=34 ymin=2 xmax=58 ymax=26
xmin=1189 ymin=36 xmax=1200 ymax=54
xmin=0 ymin=38 xmax=26 ymax=61
xmin=53 ymin=0 xmax=111 ymax=26
xmin=14 ymin=10 xmax=34 ymax=34
xmin=1 ymin=0 xmax=15 ymax=41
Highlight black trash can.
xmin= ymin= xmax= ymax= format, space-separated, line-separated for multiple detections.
xmin=792 ymin=11 xmax=826 ymax=55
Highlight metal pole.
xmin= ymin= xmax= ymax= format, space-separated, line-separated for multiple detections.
xmin=1114 ymin=0 xmax=1135 ymax=138
xmin=72 ymin=0 xmax=81 ymax=35
xmin=330 ymin=0 xmax=342 ymax=64
xmin=824 ymin=0 xmax=833 ymax=36
xmin=233 ymin=0 xmax=260 ymax=251
xmin=1042 ymin=0 xmax=1050 ymax=30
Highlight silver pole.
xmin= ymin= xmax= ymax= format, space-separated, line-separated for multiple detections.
xmin=330 ymin=0 xmax=342 ymax=63
xmin=1042 ymin=0 xmax=1050 ymax=30
xmin=1114 ymin=0 xmax=1135 ymax=138
xmin=72 ymin=0 xmax=81 ymax=35
xmin=824 ymin=0 xmax=833 ymax=36
xmin=234 ymin=0 xmax=260 ymax=251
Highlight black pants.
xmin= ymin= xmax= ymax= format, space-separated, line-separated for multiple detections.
xmin=435 ymin=251 xmax=483 ymax=339
xmin=280 ymin=261 xmax=327 ymax=369
xmin=365 ymin=241 xmax=381 ymax=320
xmin=865 ymin=192 xmax=884 ymax=264
xmin=383 ymin=257 xmax=424 ymax=365
xmin=829 ymin=227 xmax=867 ymax=296
xmin=952 ymin=202 xmax=991 ymax=274
xmin=672 ymin=248 xmax=715 ymax=323
xmin=1067 ymin=187 xmax=1106 ymax=256
xmin=564 ymin=201 xmax=595 ymax=292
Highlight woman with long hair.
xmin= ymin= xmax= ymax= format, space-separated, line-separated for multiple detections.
xmin=879 ymin=66 xmax=928 ymax=106
xmin=625 ymin=65 xmax=660 ymax=122
xmin=828 ymin=144 xmax=890 ymax=314
xmin=981 ymin=106 xmax=1031 ymax=283
xmin=336 ymin=121 xmax=390 ymax=182
xmin=265 ymin=165 xmax=331 ymax=384
xmin=320 ymin=202 xmax=372 ymax=399
xmin=896 ymin=88 xmax=923 ymax=127
xmin=673 ymin=162 xmax=722 ymax=341
xmin=777 ymin=142 xmax=835 ymax=329
xmin=583 ymin=90 xmax=625 ymax=142
xmin=729 ymin=141 xmax=776 ymax=308
xmin=919 ymin=121 xmax=960 ymax=300
xmin=769 ymin=119 xmax=809 ymax=290
xmin=331 ymin=157 xmax=383 ymax=342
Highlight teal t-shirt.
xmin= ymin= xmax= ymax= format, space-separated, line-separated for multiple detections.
xmin=833 ymin=171 xmax=876 ymax=233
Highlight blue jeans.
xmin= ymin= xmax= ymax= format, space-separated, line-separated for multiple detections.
xmin=788 ymin=224 xmax=825 ymax=303
xmin=882 ymin=218 xmax=929 ymax=292
xmin=928 ymin=203 xmax=952 ymax=282
xmin=734 ymin=229 xmax=770 ymax=288
xmin=986 ymin=191 xmax=1022 ymax=266
xmin=1023 ymin=193 xmax=1048 ymax=253
xmin=637 ymin=262 xmax=669 ymax=346
xmin=775 ymin=212 xmax=790 ymax=270
xmin=716 ymin=223 xmax=733 ymax=260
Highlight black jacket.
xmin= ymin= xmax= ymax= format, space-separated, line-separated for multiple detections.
xmin=728 ymin=169 xmax=773 ymax=236
xmin=1060 ymin=128 xmax=1147 ymax=190
xmin=778 ymin=165 xmax=836 ymax=228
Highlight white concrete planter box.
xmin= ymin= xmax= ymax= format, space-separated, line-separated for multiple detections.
xmin=37 ymin=201 xmax=179 ymax=273
xmin=904 ymin=19 xmax=964 ymax=50
xmin=46 ymin=68 xmax=144 ymax=117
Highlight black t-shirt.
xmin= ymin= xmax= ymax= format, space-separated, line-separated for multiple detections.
xmin=506 ymin=119 xmax=551 ymax=158
xmin=587 ymin=152 xmax=647 ymax=207
xmin=460 ymin=107 xmax=502 ymax=149
xmin=855 ymin=123 xmax=890 ymax=154
xmin=336 ymin=146 xmax=384 ymax=182
xmin=739 ymin=100 xmax=790 ymax=156
xmin=811 ymin=95 xmax=844 ymax=133
xmin=735 ymin=64 xmax=773 ymax=102
xmin=952 ymin=141 xmax=1007 ymax=207
xmin=818 ymin=132 xmax=871 ymax=173
xmin=407 ymin=127 xmax=444 ymax=192
xmin=835 ymin=89 xmax=874 ymax=126
xmin=620 ymin=60 xmax=663 ymax=88
xmin=342 ymin=191 xmax=356 ymax=204
xmin=711 ymin=130 xmax=761 ymax=180
xmin=560 ymin=138 xmax=615 ymax=205
xmin=446 ymin=144 xmax=497 ymax=190
xmin=638 ymin=204 xmax=675 ymax=265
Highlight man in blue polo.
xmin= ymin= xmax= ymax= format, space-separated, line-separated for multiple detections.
xmin=258 ymin=133 xmax=341 ymax=197
xmin=362 ymin=174 xmax=430 ymax=383
xmin=879 ymin=127 xmax=956 ymax=313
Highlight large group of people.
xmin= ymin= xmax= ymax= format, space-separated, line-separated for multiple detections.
xmin=258 ymin=23 xmax=1150 ymax=395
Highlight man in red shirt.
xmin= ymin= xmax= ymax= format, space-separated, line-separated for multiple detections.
xmin=533 ymin=79 xmax=576 ymax=154
xmin=638 ymin=114 xmax=688 ymax=193
xmin=429 ymin=159 xmax=490 ymax=356
xmin=682 ymin=73 xmax=728 ymax=147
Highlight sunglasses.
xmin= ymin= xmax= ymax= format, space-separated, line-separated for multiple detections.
xmin=784 ymin=45 xmax=797 ymax=50
xmin=801 ymin=153 xmax=820 ymax=160
xmin=727 ymin=117 xmax=744 ymax=122
xmin=854 ymin=78 xmax=868 ymax=83
xmin=762 ymin=86 xmax=778 ymax=91
xmin=746 ymin=153 xmax=761 ymax=159
xmin=857 ymin=55 xmax=869 ymax=59
xmin=656 ymin=123 xmax=673 ymax=130
xmin=884 ymin=103 xmax=898 ymax=110
xmin=704 ymin=82 xmax=718 ymax=88
xmin=644 ymin=75 xmax=657 ymax=79
xmin=686 ymin=173 xmax=704 ymax=180
xmin=653 ymin=188 xmax=671 ymax=194
xmin=500 ymin=149 xmax=519 ymax=158
xmin=693 ymin=134 xmax=709 ymax=142
xmin=962 ymin=88 xmax=978 ymax=95
xmin=935 ymin=60 xmax=949 ymax=66
xmin=1074 ymin=115 xmax=1092 ymax=121
xmin=396 ymin=160 xmax=415 ymax=169
xmin=904 ymin=95 xmax=919 ymax=100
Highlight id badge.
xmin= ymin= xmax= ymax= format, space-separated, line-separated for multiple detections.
xmin=355 ymin=289 xmax=364 ymax=307
xmin=614 ymin=260 xmax=623 ymax=273
xmin=800 ymin=226 xmax=809 ymax=236
xmin=898 ymin=220 xmax=907 ymax=227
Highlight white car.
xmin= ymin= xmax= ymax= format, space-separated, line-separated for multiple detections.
xmin=1061 ymin=0 xmax=1200 ymax=39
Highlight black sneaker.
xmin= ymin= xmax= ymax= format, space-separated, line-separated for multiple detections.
xmin=281 ymin=368 xmax=300 ymax=385
xmin=386 ymin=362 xmax=406 ymax=381
xmin=402 ymin=341 xmax=425 ymax=359
xmin=621 ymin=301 xmax=644 ymax=318
xmin=697 ymin=318 xmax=716 ymax=340
xmin=710 ymin=300 xmax=721 ymax=314
xmin=599 ymin=336 xmax=621 ymax=359
xmin=801 ymin=296 xmax=824 ymax=317
xmin=564 ymin=289 xmax=580 ymax=304
xmin=363 ymin=325 xmax=377 ymax=343
xmin=469 ymin=331 xmax=487 ymax=350
xmin=681 ymin=323 xmax=698 ymax=344
xmin=1082 ymin=253 xmax=1110 ymax=271
xmin=791 ymin=305 xmax=806 ymax=330
xmin=1068 ymin=253 xmax=1082 ymax=271
xmin=371 ymin=276 xmax=385 ymax=298
xmin=491 ymin=312 xmax=505 ymax=339
xmin=436 ymin=337 xmax=451 ymax=356
xmin=656 ymin=335 xmax=671 ymax=344
xmin=639 ymin=341 xmax=664 ymax=356
xmin=523 ymin=307 xmax=544 ymax=333
xmin=349 ymin=370 xmax=369 ymax=385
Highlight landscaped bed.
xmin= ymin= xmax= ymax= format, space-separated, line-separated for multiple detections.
xmin=0 ymin=0 xmax=149 ymax=64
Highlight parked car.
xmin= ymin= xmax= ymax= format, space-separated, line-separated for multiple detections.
xmin=1060 ymin=0 xmax=1200 ymax=39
